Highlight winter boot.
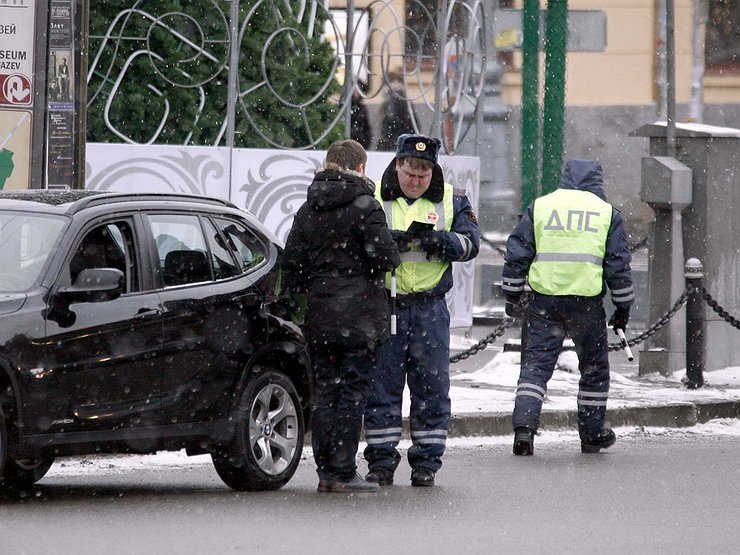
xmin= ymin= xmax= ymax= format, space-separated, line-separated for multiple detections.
xmin=513 ymin=426 xmax=535 ymax=456
xmin=410 ymin=467 xmax=435 ymax=487
xmin=365 ymin=467 xmax=394 ymax=486
xmin=330 ymin=473 xmax=379 ymax=493
xmin=581 ymin=428 xmax=616 ymax=453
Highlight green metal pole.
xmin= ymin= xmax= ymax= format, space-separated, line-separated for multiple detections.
xmin=520 ymin=0 xmax=540 ymax=212
xmin=540 ymin=0 xmax=568 ymax=194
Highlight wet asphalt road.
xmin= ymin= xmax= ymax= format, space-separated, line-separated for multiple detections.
xmin=2 ymin=432 xmax=739 ymax=554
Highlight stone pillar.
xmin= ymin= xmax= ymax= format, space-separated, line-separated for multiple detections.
xmin=632 ymin=122 xmax=740 ymax=372
xmin=637 ymin=156 xmax=692 ymax=375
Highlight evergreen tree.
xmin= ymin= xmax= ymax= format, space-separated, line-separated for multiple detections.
xmin=86 ymin=0 xmax=342 ymax=148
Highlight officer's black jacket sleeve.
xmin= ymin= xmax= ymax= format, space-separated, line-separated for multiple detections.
xmin=604 ymin=208 xmax=634 ymax=308
xmin=502 ymin=205 xmax=535 ymax=299
xmin=439 ymin=194 xmax=480 ymax=262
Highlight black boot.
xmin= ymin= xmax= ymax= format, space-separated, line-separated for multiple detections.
xmin=513 ymin=427 xmax=535 ymax=456
xmin=410 ymin=467 xmax=435 ymax=487
xmin=365 ymin=467 xmax=394 ymax=486
xmin=330 ymin=472 xmax=380 ymax=493
xmin=581 ymin=428 xmax=616 ymax=453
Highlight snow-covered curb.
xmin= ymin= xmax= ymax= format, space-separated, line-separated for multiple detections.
xmin=46 ymin=419 xmax=740 ymax=478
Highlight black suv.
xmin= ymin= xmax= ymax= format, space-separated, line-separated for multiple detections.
xmin=0 ymin=190 xmax=311 ymax=491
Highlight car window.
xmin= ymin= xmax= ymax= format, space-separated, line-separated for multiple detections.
xmin=65 ymin=220 xmax=139 ymax=293
xmin=202 ymin=218 xmax=241 ymax=280
xmin=214 ymin=218 xmax=267 ymax=274
xmin=148 ymin=214 xmax=212 ymax=287
xmin=0 ymin=211 xmax=67 ymax=293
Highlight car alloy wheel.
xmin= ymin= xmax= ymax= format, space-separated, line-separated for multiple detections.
xmin=248 ymin=380 xmax=300 ymax=476
xmin=211 ymin=370 xmax=304 ymax=491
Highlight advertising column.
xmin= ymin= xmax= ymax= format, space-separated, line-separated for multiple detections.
xmin=46 ymin=0 xmax=78 ymax=189
xmin=0 ymin=0 xmax=35 ymax=190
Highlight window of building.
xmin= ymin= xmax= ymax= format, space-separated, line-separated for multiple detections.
xmin=706 ymin=0 xmax=740 ymax=71
xmin=405 ymin=0 xmax=438 ymax=70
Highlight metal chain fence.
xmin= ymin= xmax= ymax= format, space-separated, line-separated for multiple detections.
xmin=449 ymin=319 xmax=514 ymax=363
xmin=606 ymin=287 xmax=692 ymax=351
xmin=451 ymin=285 xmax=740 ymax=363
xmin=702 ymin=289 xmax=740 ymax=330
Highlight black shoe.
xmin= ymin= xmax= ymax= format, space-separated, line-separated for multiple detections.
xmin=513 ymin=427 xmax=535 ymax=456
xmin=581 ymin=428 xmax=616 ymax=453
xmin=365 ymin=467 xmax=394 ymax=486
xmin=317 ymin=479 xmax=332 ymax=493
xmin=330 ymin=473 xmax=379 ymax=493
xmin=411 ymin=467 xmax=435 ymax=487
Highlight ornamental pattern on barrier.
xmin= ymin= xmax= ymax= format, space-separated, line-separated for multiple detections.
xmin=236 ymin=152 xmax=323 ymax=240
xmin=86 ymin=149 xmax=229 ymax=199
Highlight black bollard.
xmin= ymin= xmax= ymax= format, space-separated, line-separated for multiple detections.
xmin=684 ymin=258 xmax=704 ymax=389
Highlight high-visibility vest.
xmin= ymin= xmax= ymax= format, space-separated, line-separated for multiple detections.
xmin=377 ymin=183 xmax=454 ymax=293
xmin=529 ymin=188 xmax=612 ymax=297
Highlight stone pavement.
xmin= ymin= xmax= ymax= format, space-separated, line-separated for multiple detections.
xmin=441 ymin=326 xmax=740 ymax=438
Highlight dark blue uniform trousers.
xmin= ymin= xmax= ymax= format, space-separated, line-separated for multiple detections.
xmin=311 ymin=344 xmax=374 ymax=481
xmin=512 ymin=294 xmax=611 ymax=440
xmin=364 ymin=295 xmax=450 ymax=473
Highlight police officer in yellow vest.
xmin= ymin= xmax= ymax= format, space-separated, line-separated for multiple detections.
xmin=503 ymin=159 xmax=634 ymax=456
xmin=364 ymin=134 xmax=480 ymax=487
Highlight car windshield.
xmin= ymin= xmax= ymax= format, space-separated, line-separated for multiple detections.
xmin=0 ymin=211 xmax=67 ymax=293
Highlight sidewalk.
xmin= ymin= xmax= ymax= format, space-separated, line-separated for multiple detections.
xmin=443 ymin=331 xmax=740 ymax=438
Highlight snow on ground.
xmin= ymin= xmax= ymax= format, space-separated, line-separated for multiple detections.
xmin=450 ymin=350 xmax=740 ymax=414
xmin=45 ymin=419 xmax=740 ymax=478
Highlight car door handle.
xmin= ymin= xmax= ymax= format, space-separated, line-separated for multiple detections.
xmin=134 ymin=308 xmax=162 ymax=320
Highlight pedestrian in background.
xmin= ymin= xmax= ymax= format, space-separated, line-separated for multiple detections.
xmin=282 ymin=139 xmax=400 ymax=493
xmin=363 ymin=133 xmax=480 ymax=487
xmin=375 ymin=77 xmax=417 ymax=151
xmin=350 ymin=88 xmax=373 ymax=149
xmin=502 ymin=159 xmax=634 ymax=456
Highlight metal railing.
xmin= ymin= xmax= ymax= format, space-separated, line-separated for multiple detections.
xmin=87 ymin=0 xmax=487 ymax=152
xmin=452 ymin=258 xmax=740 ymax=391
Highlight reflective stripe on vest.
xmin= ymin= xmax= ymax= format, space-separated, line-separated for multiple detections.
xmin=529 ymin=189 xmax=612 ymax=297
xmin=377 ymin=183 xmax=454 ymax=293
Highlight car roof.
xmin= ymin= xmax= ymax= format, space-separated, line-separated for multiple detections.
xmin=0 ymin=189 xmax=100 ymax=213
xmin=0 ymin=190 xmax=238 ymax=213
xmin=0 ymin=189 xmax=282 ymax=245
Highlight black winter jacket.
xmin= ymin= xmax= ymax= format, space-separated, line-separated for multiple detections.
xmin=282 ymin=165 xmax=401 ymax=350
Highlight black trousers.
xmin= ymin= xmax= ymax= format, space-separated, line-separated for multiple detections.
xmin=512 ymin=294 xmax=610 ymax=440
xmin=310 ymin=344 xmax=375 ymax=481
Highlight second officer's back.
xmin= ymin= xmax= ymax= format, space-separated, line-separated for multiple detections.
xmin=502 ymin=159 xmax=634 ymax=456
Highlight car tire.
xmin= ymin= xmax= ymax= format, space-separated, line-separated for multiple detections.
xmin=212 ymin=370 xmax=304 ymax=491
xmin=0 ymin=405 xmax=54 ymax=490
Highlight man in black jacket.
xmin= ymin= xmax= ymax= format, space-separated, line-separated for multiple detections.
xmin=282 ymin=139 xmax=400 ymax=493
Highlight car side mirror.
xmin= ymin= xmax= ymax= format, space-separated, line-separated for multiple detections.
xmin=59 ymin=268 xmax=125 ymax=303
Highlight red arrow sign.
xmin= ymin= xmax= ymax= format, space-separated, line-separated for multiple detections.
xmin=0 ymin=74 xmax=33 ymax=106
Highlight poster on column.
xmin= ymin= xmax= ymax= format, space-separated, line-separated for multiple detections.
xmin=47 ymin=0 xmax=75 ymax=188
xmin=0 ymin=110 xmax=31 ymax=190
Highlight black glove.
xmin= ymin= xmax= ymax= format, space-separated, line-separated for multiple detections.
xmin=390 ymin=230 xmax=411 ymax=253
xmin=505 ymin=295 xmax=528 ymax=318
xmin=608 ymin=307 xmax=630 ymax=331
xmin=413 ymin=229 xmax=445 ymax=258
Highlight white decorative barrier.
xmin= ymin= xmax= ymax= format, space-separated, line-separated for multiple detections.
xmin=86 ymin=143 xmax=480 ymax=328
